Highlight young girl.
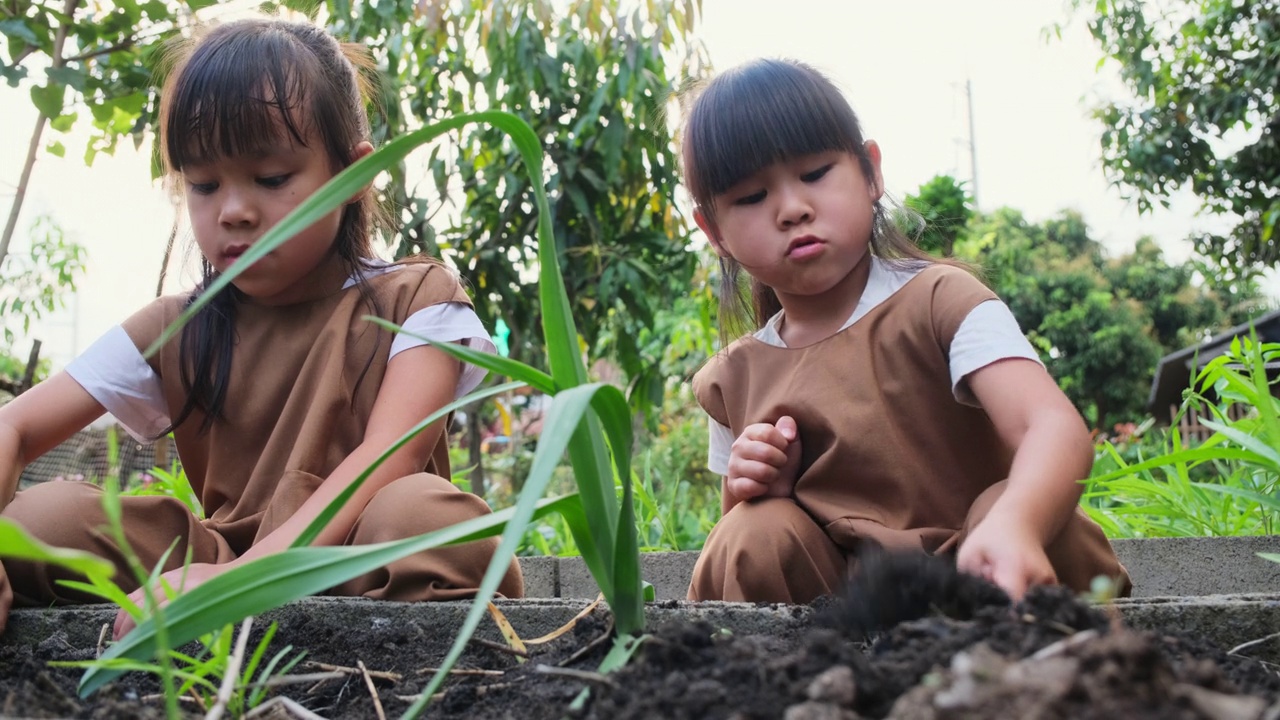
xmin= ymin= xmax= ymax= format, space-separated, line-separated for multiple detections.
xmin=0 ymin=17 xmax=522 ymax=637
xmin=682 ymin=58 xmax=1130 ymax=604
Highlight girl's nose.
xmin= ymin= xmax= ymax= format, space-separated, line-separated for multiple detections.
xmin=219 ymin=189 xmax=259 ymax=228
xmin=776 ymin=187 xmax=813 ymax=228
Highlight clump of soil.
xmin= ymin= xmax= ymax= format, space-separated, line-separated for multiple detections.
xmin=3 ymin=551 xmax=1279 ymax=719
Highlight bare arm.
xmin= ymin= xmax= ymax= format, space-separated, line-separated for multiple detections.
xmin=231 ymin=342 xmax=463 ymax=563
xmin=0 ymin=372 xmax=107 ymax=508
xmin=957 ymin=357 xmax=1094 ymax=598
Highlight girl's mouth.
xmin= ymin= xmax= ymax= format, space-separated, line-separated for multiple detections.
xmin=786 ymin=236 xmax=824 ymax=259
xmin=224 ymin=244 xmax=251 ymax=263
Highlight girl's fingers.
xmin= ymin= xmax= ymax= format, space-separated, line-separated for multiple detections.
xmin=727 ymin=476 xmax=769 ymax=500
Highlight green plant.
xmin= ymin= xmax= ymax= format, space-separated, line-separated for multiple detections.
xmin=1084 ymin=334 xmax=1280 ymax=537
xmin=66 ymin=110 xmax=649 ymax=718
xmin=122 ymin=461 xmax=203 ymax=519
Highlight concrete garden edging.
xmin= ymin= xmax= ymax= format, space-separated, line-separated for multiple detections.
xmin=541 ymin=536 xmax=1280 ymax=600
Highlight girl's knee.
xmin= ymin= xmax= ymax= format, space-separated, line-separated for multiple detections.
xmin=5 ymin=481 xmax=108 ymax=547
xmin=706 ymin=497 xmax=830 ymax=558
xmin=356 ymin=473 xmax=493 ymax=540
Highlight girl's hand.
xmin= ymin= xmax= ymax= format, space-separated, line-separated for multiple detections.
xmin=956 ymin=515 xmax=1057 ymax=601
xmin=726 ymin=416 xmax=802 ymax=502
xmin=113 ymin=562 xmax=225 ymax=639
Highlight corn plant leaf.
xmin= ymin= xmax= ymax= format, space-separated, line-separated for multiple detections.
xmin=404 ymin=384 xmax=617 ymax=718
xmin=0 ymin=519 xmax=114 ymax=580
xmin=142 ymin=111 xmax=545 ymax=358
xmin=292 ymin=380 xmax=526 ymax=548
xmin=79 ymin=494 xmax=576 ymax=696
xmin=1259 ymin=553 xmax=1280 ymax=563
xmin=363 ymin=316 xmax=556 ymax=394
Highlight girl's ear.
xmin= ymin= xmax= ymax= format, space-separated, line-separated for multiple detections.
xmin=863 ymin=140 xmax=885 ymax=201
xmin=695 ymin=208 xmax=732 ymax=258
xmin=346 ymin=141 xmax=376 ymax=204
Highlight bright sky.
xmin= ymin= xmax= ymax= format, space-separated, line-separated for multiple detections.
xmin=1 ymin=0 xmax=1272 ymax=370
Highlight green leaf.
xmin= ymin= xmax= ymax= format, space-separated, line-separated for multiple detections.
xmin=46 ymin=141 xmax=65 ymax=158
xmin=363 ymin=316 xmax=556 ymax=394
xmin=49 ymin=112 xmax=78 ymax=132
xmin=144 ymin=112 xmax=546 ymax=357
xmin=30 ymin=83 xmax=65 ymax=118
xmin=292 ymin=380 xmax=528 ymax=548
xmin=0 ymin=19 xmax=39 ymax=45
xmin=0 ymin=519 xmax=114 ymax=580
xmin=404 ymin=385 xmax=613 ymax=718
xmin=79 ymin=494 xmax=577 ymax=696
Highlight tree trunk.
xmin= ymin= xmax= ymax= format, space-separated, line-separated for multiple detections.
xmin=0 ymin=0 xmax=82 ymax=271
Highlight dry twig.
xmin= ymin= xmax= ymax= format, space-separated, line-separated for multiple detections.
xmin=560 ymin=616 xmax=615 ymax=667
xmin=415 ymin=667 xmax=506 ymax=677
xmin=1229 ymin=631 xmax=1280 ymax=657
xmin=534 ymin=664 xmax=618 ymax=688
xmin=358 ymin=660 xmax=387 ymax=720
xmin=244 ymin=696 xmax=328 ymax=720
xmin=303 ymin=661 xmax=401 ymax=682
xmin=525 ymin=594 xmax=604 ymax=645
xmin=470 ymin=637 xmax=530 ymax=658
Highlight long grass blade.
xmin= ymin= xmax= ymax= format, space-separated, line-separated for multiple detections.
xmin=362 ymin=316 xmax=556 ymax=394
xmin=402 ymin=384 xmax=613 ymax=719
xmin=143 ymin=111 xmax=541 ymax=357
xmin=292 ymin=380 xmax=526 ymax=548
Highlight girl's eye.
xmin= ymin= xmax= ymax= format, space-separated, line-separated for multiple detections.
xmin=258 ymin=174 xmax=292 ymax=188
xmin=733 ymin=190 xmax=766 ymax=206
xmin=188 ymin=181 xmax=218 ymax=195
xmin=801 ymin=164 xmax=833 ymax=183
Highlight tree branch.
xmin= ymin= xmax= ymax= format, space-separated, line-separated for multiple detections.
xmin=0 ymin=0 xmax=82 ymax=271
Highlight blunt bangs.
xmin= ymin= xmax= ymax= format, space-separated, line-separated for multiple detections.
xmin=164 ymin=28 xmax=319 ymax=169
xmin=685 ymin=59 xmax=865 ymax=208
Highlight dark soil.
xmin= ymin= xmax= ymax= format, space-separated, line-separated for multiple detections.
xmin=4 ymin=550 xmax=1279 ymax=719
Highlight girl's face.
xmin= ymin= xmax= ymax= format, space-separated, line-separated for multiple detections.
xmin=182 ymin=124 xmax=371 ymax=306
xmin=696 ymin=145 xmax=884 ymax=309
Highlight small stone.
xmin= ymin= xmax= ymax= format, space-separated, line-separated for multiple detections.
xmin=785 ymin=700 xmax=859 ymax=720
xmin=806 ymin=665 xmax=857 ymax=706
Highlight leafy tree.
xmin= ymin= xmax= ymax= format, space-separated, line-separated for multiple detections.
xmin=0 ymin=0 xmax=205 ymax=269
xmin=904 ymin=174 xmax=972 ymax=257
xmin=7 ymin=0 xmax=709 ymax=492
xmin=956 ymin=204 xmax=1244 ymax=430
xmin=321 ymin=0 xmax=708 ymax=490
xmin=1065 ymin=0 xmax=1280 ymax=270
xmin=0 ymin=214 xmax=85 ymax=395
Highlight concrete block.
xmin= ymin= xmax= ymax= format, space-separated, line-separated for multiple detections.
xmin=1116 ymin=593 xmax=1280 ymax=664
xmin=532 ymin=537 xmax=1280 ymax=599
xmin=556 ymin=551 xmax=698 ymax=600
xmin=1112 ymin=536 xmax=1280 ymax=597
xmin=516 ymin=555 xmax=558 ymax=599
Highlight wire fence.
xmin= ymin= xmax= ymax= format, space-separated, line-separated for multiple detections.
xmin=19 ymin=425 xmax=177 ymax=490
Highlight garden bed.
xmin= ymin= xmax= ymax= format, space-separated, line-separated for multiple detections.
xmin=4 ymin=553 xmax=1280 ymax=719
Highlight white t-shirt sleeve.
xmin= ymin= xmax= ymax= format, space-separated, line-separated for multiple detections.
xmin=949 ymin=299 xmax=1043 ymax=406
xmin=389 ymin=302 xmax=496 ymax=399
xmin=707 ymin=417 xmax=734 ymax=476
xmin=64 ymin=325 xmax=170 ymax=442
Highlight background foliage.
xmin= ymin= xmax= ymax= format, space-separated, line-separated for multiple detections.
xmin=1063 ymin=0 xmax=1280 ymax=274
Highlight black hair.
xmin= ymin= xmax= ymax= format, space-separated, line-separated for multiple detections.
xmin=681 ymin=58 xmax=942 ymax=342
xmin=157 ymin=18 xmax=386 ymax=433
